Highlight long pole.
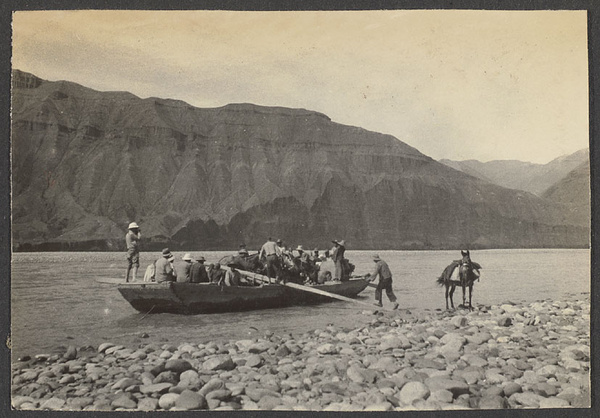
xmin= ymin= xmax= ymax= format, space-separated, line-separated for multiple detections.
xmin=233 ymin=268 xmax=386 ymax=310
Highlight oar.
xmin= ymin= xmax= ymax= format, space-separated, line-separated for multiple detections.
xmin=96 ymin=278 xmax=127 ymax=285
xmin=234 ymin=268 xmax=388 ymax=310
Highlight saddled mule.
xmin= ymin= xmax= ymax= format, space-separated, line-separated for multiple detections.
xmin=437 ymin=261 xmax=481 ymax=310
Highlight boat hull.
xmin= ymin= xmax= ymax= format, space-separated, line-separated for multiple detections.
xmin=117 ymin=279 xmax=370 ymax=314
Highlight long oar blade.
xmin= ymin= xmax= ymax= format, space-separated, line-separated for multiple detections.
xmin=235 ymin=268 xmax=386 ymax=310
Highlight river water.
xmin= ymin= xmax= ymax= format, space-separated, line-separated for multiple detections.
xmin=10 ymin=249 xmax=590 ymax=359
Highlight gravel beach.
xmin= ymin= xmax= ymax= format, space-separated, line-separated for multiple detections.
xmin=11 ymin=295 xmax=590 ymax=411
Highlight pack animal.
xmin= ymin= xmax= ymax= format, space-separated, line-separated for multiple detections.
xmin=436 ymin=260 xmax=481 ymax=310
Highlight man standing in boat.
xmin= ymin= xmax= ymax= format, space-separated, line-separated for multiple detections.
xmin=125 ymin=222 xmax=141 ymax=282
xmin=331 ymin=239 xmax=346 ymax=281
xmin=259 ymin=237 xmax=282 ymax=284
xmin=366 ymin=254 xmax=399 ymax=310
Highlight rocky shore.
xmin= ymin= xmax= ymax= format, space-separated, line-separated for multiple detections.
xmin=11 ymin=296 xmax=590 ymax=411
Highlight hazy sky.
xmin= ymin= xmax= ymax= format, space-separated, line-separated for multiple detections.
xmin=12 ymin=10 xmax=588 ymax=163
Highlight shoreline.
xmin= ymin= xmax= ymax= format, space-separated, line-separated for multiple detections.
xmin=11 ymin=294 xmax=590 ymax=411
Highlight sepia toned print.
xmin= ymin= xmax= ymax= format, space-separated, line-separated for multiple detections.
xmin=10 ymin=10 xmax=589 ymax=411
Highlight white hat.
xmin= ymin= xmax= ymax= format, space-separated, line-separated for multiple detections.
xmin=128 ymin=222 xmax=139 ymax=229
xmin=182 ymin=253 xmax=192 ymax=261
xmin=372 ymin=254 xmax=381 ymax=261
xmin=296 ymin=245 xmax=304 ymax=251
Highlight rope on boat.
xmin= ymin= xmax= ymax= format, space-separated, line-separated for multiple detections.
xmin=139 ymin=305 xmax=156 ymax=320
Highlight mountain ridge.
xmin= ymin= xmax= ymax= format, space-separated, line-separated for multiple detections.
xmin=440 ymin=148 xmax=589 ymax=196
xmin=11 ymin=70 xmax=589 ymax=251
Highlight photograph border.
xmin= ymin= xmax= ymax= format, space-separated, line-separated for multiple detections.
xmin=1 ymin=1 xmax=597 ymax=417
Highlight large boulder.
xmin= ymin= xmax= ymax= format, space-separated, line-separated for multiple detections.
xmin=399 ymin=381 xmax=430 ymax=405
xmin=175 ymin=390 xmax=207 ymax=410
xmin=165 ymin=359 xmax=194 ymax=374
xmin=202 ymin=356 xmax=235 ymax=371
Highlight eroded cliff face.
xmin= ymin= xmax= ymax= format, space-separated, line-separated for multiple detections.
xmin=11 ymin=70 xmax=588 ymax=251
xmin=542 ymin=161 xmax=591 ymax=228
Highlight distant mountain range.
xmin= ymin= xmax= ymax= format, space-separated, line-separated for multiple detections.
xmin=11 ymin=70 xmax=589 ymax=251
xmin=439 ymin=149 xmax=589 ymax=196
xmin=541 ymin=161 xmax=590 ymax=227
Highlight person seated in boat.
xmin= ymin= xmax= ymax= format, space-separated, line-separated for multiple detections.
xmin=209 ymin=263 xmax=225 ymax=285
xmin=316 ymin=254 xmax=335 ymax=284
xmin=155 ymin=248 xmax=177 ymax=283
xmin=295 ymin=246 xmax=319 ymax=281
xmin=279 ymin=241 xmax=295 ymax=266
xmin=175 ymin=253 xmax=193 ymax=283
xmin=340 ymin=259 xmax=355 ymax=282
xmin=190 ymin=255 xmax=209 ymax=283
xmin=294 ymin=246 xmax=310 ymax=264
xmin=222 ymin=263 xmax=241 ymax=286
xmin=278 ymin=245 xmax=296 ymax=280
xmin=276 ymin=239 xmax=285 ymax=253
xmin=310 ymin=249 xmax=322 ymax=280
xmin=223 ymin=263 xmax=254 ymax=286
xmin=229 ymin=248 xmax=249 ymax=268
xmin=317 ymin=269 xmax=332 ymax=285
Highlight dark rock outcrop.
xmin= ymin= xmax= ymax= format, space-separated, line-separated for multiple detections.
xmin=11 ymin=71 xmax=589 ymax=250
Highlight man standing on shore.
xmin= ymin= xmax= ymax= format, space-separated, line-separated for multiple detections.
xmin=125 ymin=222 xmax=141 ymax=282
xmin=366 ymin=254 xmax=399 ymax=310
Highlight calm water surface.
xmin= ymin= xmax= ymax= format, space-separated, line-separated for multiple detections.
xmin=11 ymin=249 xmax=590 ymax=359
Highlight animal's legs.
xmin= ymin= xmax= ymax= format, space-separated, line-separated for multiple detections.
xmin=469 ymin=284 xmax=473 ymax=311
xmin=449 ymin=284 xmax=456 ymax=309
xmin=445 ymin=284 xmax=450 ymax=310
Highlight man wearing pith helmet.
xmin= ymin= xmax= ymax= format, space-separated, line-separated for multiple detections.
xmin=125 ymin=222 xmax=141 ymax=282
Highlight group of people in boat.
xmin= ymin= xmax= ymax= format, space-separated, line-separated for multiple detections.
xmin=140 ymin=239 xmax=354 ymax=287
xmin=141 ymin=248 xmax=244 ymax=286
xmin=252 ymin=236 xmax=353 ymax=284
xmin=125 ymin=220 xmax=354 ymax=287
xmin=124 ymin=221 xmax=480 ymax=309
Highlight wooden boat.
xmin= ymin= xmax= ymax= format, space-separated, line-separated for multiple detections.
xmin=117 ymin=278 xmax=371 ymax=314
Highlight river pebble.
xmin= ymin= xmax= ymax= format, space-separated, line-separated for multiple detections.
xmin=11 ymin=296 xmax=590 ymax=410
